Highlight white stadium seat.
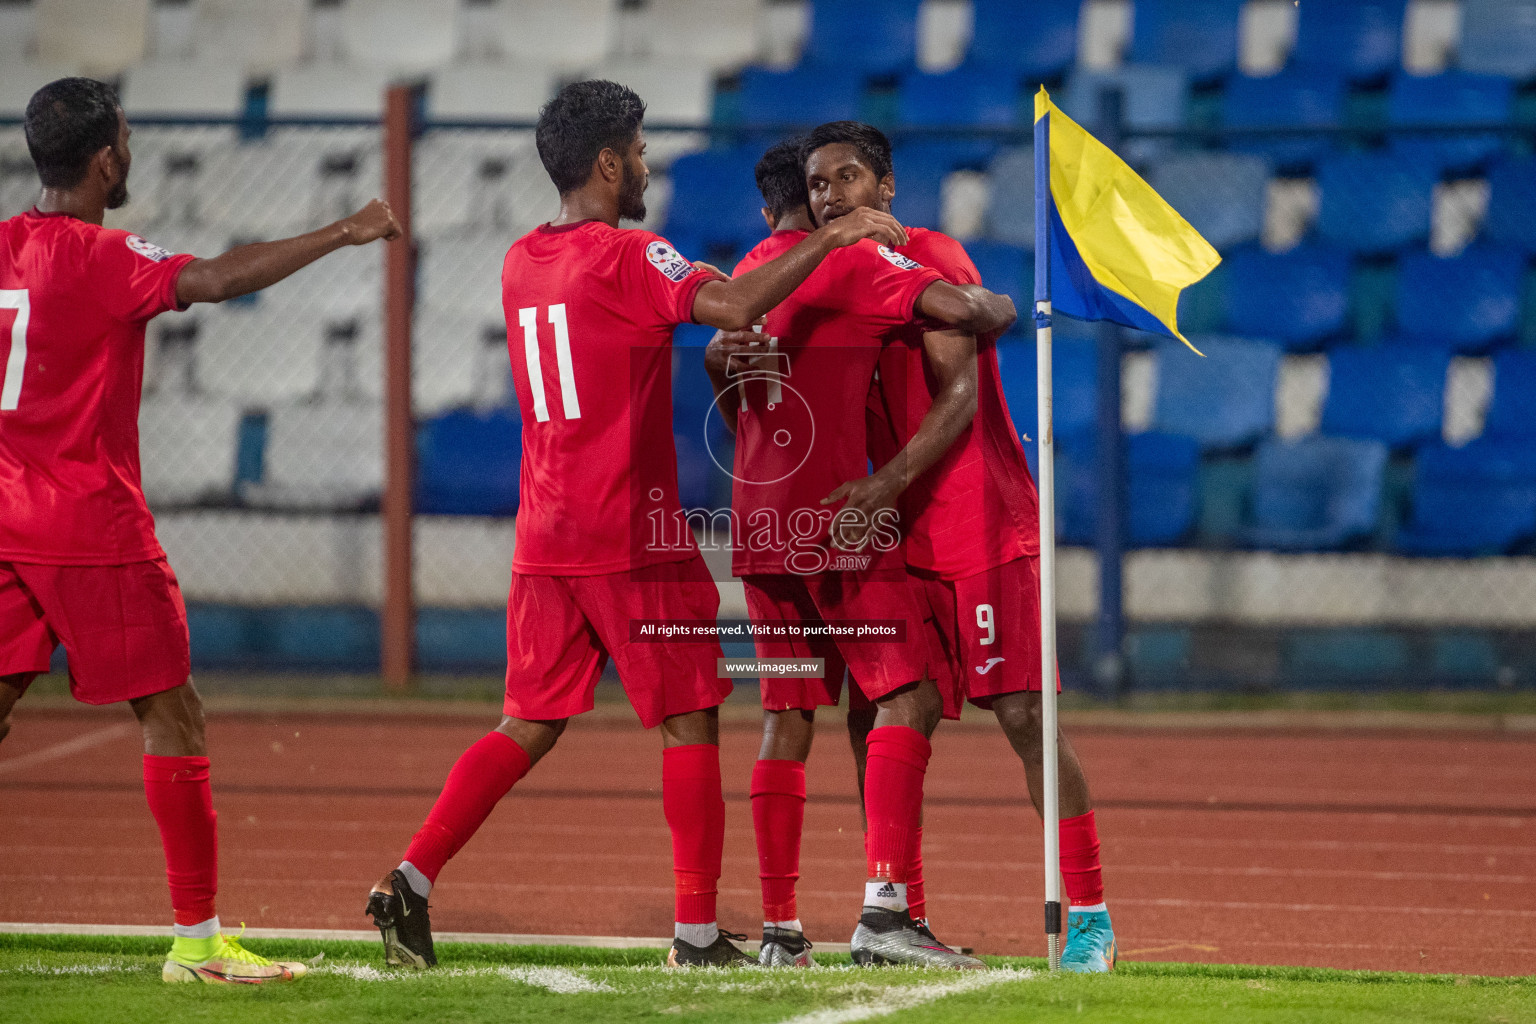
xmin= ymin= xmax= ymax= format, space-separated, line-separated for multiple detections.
xmin=595 ymin=58 xmax=715 ymax=127
xmin=191 ymin=0 xmax=310 ymax=73
xmin=414 ymin=305 xmax=512 ymax=415
xmin=417 ymin=230 xmax=517 ymax=318
xmin=429 ymin=65 xmax=554 ymax=123
xmin=488 ymin=0 xmax=615 ymax=71
xmin=0 ymin=2 xmax=37 ymax=61
xmin=269 ymin=65 xmax=393 ymax=118
xmin=35 ymin=0 xmax=151 ymax=74
xmin=120 ymin=62 xmax=247 ymax=118
xmin=253 ymin=399 xmax=385 ymax=509
xmin=626 ymin=0 xmax=761 ymax=71
xmin=0 ymin=61 xmax=78 ymax=119
xmin=139 ymin=394 xmax=244 ymax=505
xmin=338 ymin=0 xmax=458 ymax=71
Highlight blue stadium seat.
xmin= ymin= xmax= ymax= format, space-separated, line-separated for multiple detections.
xmin=800 ymin=0 xmax=921 ymax=76
xmin=1387 ymin=72 xmax=1515 ymax=173
xmin=1458 ymin=0 xmax=1536 ymax=80
xmin=1220 ymin=69 xmax=1345 ymax=170
xmin=964 ymin=239 xmax=1029 ymax=319
xmin=1484 ymin=155 xmax=1536 ymax=253
xmin=1061 ymin=65 xmax=1189 ymax=134
xmin=1128 ymin=0 xmax=1246 ymax=82
xmin=1314 ymin=153 xmax=1438 ymax=255
xmin=1060 ymin=432 xmax=1202 ymax=547
xmin=1241 ymin=435 xmax=1388 ymax=550
xmin=1144 ymin=152 xmax=1270 ymax=251
xmin=1396 ymin=441 xmax=1536 ymax=555
xmin=737 ymin=66 xmax=863 ymax=129
xmin=1394 ymin=245 xmax=1524 ymax=352
xmin=1152 ymin=336 xmax=1280 ymax=450
xmin=665 ymin=146 xmax=769 ymax=252
xmin=891 ymin=141 xmax=958 ymax=229
xmin=415 ymin=405 xmax=521 ymax=515
xmin=897 ymin=66 xmax=1022 ymax=130
xmin=967 ymin=0 xmax=1081 ymax=79
xmin=1290 ymin=0 xmax=1407 ymax=81
xmin=983 ymin=146 xmax=1035 ymax=247
xmin=1483 ymin=350 xmax=1536 ymax=441
xmin=1321 ymin=347 xmax=1449 ymax=448
xmin=995 ymin=337 xmax=1096 ymax=450
xmin=1221 ymin=244 xmax=1350 ymax=349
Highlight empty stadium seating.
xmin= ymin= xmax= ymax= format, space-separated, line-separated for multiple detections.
xmin=735 ymin=65 xmax=864 ymax=129
xmin=1128 ymin=0 xmax=1246 ymax=82
xmin=1393 ymin=245 xmax=1524 ymax=352
xmin=1320 ymin=347 xmax=1450 ymax=449
xmin=1289 ymin=0 xmax=1408 ymax=82
xmin=1315 ymin=152 xmax=1439 ymax=255
xmin=1144 ymin=152 xmax=1269 ymax=251
xmin=1458 ymin=0 xmax=1536 ymax=79
xmin=664 ymin=147 xmax=769 ymax=253
xmin=800 ymin=0 xmax=922 ymax=76
xmin=1219 ymin=68 xmax=1345 ymax=169
xmin=1152 ymin=336 xmax=1280 ymax=450
xmin=1221 ymin=245 xmax=1351 ymax=349
xmin=1387 ymin=71 xmax=1515 ymax=172
xmin=1396 ymin=440 xmax=1536 ymax=555
xmin=415 ymin=405 xmax=522 ymax=515
xmin=1483 ymin=155 xmax=1536 ymax=253
xmin=1060 ymin=431 xmax=1202 ymax=547
xmin=1241 ymin=436 xmax=1389 ymax=550
xmin=1482 ymin=350 xmax=1536 ymax=442
xmin=965 ymin=0 xmax=1081 ymax=79
xmin=897 ymin=66 xmax=1023 ymax=130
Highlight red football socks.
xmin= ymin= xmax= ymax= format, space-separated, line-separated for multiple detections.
xmin=907 ymin=826 xmax=927 ymax=921
xmin=142 ymin=755 xmax=218 ymax=927
xmin=1060 ymin=809 xmax=1106 ymax=907
xmin=750 ymin=758 xmax=806 ymax=922
xmin=864 ymin=726 xmax=931 ymax=881
xmin=664 ymin=744 xmax=725 ymax=924
xmin=403 ymin=731 xmax=531 ymax=884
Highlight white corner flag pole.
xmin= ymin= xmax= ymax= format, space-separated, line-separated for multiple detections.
xmin=1034 ymin=102 xmax=1063 ymax=972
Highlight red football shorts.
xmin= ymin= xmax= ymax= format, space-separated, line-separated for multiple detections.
xmin=742 ymin=570 xmax=942 ymax=713
xmin=918 ymin=556 xmax=1058 ymax=712
xmin=504 ymin=555 xmax=731 ymax=729
xmin=0 ymin=558 xmax=191 ymax=705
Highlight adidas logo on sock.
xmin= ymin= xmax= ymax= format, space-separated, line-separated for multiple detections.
xmin=876 ymin=882 xmax=898 ymax=899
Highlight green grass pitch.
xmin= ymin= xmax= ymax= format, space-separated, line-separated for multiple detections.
xmin=2 ymin=935 xmax=1531 ymax=1024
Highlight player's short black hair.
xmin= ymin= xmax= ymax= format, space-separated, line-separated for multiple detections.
xmin=535 ymin=79 xmax=647 ymax=195
xmin=801 ymin=121 xmax=893 ymax=182
xmin=24 ymin=77 xmax=122 ymax=190
xmin=754 ymin=137 xmax=811 ymax=226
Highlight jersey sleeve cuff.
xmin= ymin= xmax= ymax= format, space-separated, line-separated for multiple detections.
xmin=677 ymin=268 xmax=715 ymax=324
xmin=164 ymin=253 xmax=199 ymax=313
xmin=905 ymin=269 xmax=948 ymax=322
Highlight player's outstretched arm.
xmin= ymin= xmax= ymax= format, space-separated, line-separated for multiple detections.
xmin=915 ymin=281 xmax=1017 ymax=336
xmin=690 ymin=207 xmax=909 ymax=331
xmin=823 ymin=329 xmax=978 ymax=550
xmin=174 ymin=199 xmax=402 ymax=306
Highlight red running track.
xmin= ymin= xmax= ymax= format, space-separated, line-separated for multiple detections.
xmin=1 ymin=706 xmax=1532 ymax=975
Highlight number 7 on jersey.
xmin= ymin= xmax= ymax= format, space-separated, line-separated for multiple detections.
xmin=518 ymin=303 xmax=581 ymax=422
xmin=0 ymin=290 xmax=30 ymax=412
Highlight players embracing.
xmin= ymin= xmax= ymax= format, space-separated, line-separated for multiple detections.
xmin=714 ymin=122 xmax=1117 ymax=973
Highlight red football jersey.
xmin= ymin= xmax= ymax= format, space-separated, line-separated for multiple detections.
xmin=730 ymin=230 xmax=942 ymax=576
xmin=868 ymin=227 xmax=1039 ymax=579
xmin=502 ymin=220 xmax=713 ymax=575
xmin=0 ymin=210 xmax=193 ymax=565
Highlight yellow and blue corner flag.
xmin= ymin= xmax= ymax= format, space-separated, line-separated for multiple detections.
xmin=1034 ymin=87 xmax=1220 ymax=350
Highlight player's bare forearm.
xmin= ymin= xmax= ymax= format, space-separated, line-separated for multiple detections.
xmin=703 ymin=330 xmax=742 ymax=434
xmin=690 ymin=208 xmax=909 ymax=330
xmin=916 ymin=281 xmax=1017 ymax=336
xmin=175 ymin=199 xmax=401 ymax=305
xmin=884 ymin=329 xmax=979 ymax=490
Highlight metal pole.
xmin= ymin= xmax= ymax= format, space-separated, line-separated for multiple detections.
xmin=381 ymin=84 xmax=416 ymax=692
xmin=1033 ymin=93 xmax=1063 ymax=972
xmin=1094 ymin=85 xmax=1128 ymax=697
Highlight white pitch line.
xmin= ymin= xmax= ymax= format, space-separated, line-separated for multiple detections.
xmin=320 ymin=963 xmax=613 ymax=992
xmin=0 ymin=922 xmax=855 ymax=952
xmin=0 ymin=724 xmax=135 ymax=776
xmin=772 ymin=969 xmax=1034 ymax=1024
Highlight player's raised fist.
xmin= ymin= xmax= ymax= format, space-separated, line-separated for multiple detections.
xmin=340 ymin=199 xmax=403 ymax=245
xmin=817 ymin=207 xmax=909 ymax=250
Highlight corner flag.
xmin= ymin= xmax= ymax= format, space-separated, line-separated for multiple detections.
xmin=1030 ymin=86 xmax=1219 ymax=971
xmin=1033 ymin=87 xmax=1220 ymax=348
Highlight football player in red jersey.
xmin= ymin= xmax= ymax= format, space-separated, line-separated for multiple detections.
xmin=704 ymin=140 xmax=1015 ymax=967
xmin=0 ymin=78 xmax=400 ymax=984
xmin=364 ymin=82 xmax=912 ymax=971
xmin=803 ymin=121 xmax=1118 ymax=973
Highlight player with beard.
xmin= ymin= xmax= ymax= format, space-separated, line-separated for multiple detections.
xmin=804 ymin=121 xmax=1118 ymax=972
xmin=0 ymin=77 xmax=401 ymax=984
xmin=706 ymin=139 xmax=1015 ymax=967
xmin=364 ymin=82 xmax=912 ymax=970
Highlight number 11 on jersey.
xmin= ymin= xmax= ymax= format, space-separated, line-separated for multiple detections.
xmin=519 ymin=303 xmax=581 ymax=422
xmin=0 ymin=289 xmax=30 ymax=412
